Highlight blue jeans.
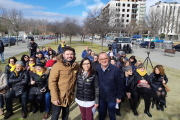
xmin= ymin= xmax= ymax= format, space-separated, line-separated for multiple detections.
xmin=99 ymin=100 xmax=116 ymax=120
xmin=0 ymin=52 xmax=4 ymax=63
xmin=45 ymin=92 xmax=51 ymax=112
xmin=113 ymin=49 xmax=117 ymax=57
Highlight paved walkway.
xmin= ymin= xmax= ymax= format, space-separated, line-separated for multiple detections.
xmin=3 ymin=39 xmax=55 ymax=59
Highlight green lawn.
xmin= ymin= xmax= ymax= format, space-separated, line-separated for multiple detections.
xmin=0 ymin=40 xmax=179 ymax=120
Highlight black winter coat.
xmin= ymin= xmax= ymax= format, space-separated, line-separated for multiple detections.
xmin=92 ymin=61 xmax=99 ymax=70
xmin=132 ymin=71 xmax=150 ymax=91
xmin=29 ymin=68 xmax=49 ymax=95
xmin=149 ymin=73 xmax=168 ymax=91
xmin=9 ymin=69 xmax=29 ymax=93
xmin=76 ymin=72 xmax=99 ymax=104
xmin=0 ymin=41 xmax=4 ymax=53
xmin=5 ymin=65 xmax=11 ymax=79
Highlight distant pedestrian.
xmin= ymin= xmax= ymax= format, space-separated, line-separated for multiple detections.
xmin=112 ymin=40 xmax=118 ymax=56
xmin=28 ymin=38 xmax=39 ymax=57
xmin=82 ymin=46 xmax=89 ymax=58
xmin=58 ymin=40 xmax=66 ymax=54
xmin=96 ymin=52 xmax=124 ymax=120
xmin=107 ymin=49 xmax=115 ymax=58
xmin=0 ymin=40 xmax=5 ymax=64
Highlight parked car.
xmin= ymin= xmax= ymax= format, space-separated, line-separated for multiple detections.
xmin=13 ymin=37 xmax=22 ymax=41
xmin=107 ymin=37 xmax=132 ymax=54
xmin=2 ymin=37 xmax=16 ymax=46
xmin=136 ymin=40 xmax=143 ymax=45
xmin=173 ymin=44 xmax=180 ymax=51
xmin=140 ymin=41 xmax=155 ymax=49
xmin=26 ymin=36 xmax=34 ymax=40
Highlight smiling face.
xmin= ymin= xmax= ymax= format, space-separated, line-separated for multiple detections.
xmin=155 ymin=67 xmax=160 ymax=74
xmin=82 ymin=60 xmax=91 ymax=72
xmin=36 ymin=66 xmax=42 ymax=72
xmin=110 ymin=60 xmax=116 ymax=65
xmin=85 ymin=46 xmax=89 ymax=51
xmin=29 ymin=58 xmax=34 ymax=64
xmin=99 ymin=53 xmax=109 ymax=67
xmin=16 ymin=64 xmax=23 ymax=72
xmin=94 ymin=56 xmax=98 ymax=62
xmin=24 ymin=56 xmax=29 ymax=61
xmin=63 ymin=50 xmax=74 ymax=62
xmin=126 ymin=69 xmax=133 ymax=76
xmin=10 ymin=59 xmax=15 ymax=65
xmin=139 ymin=67 xmax=145 ymax=72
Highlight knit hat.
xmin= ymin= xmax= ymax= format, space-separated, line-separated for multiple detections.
xmin=35 ymin=62 xmax=45 ymax=68
xmin=123 ymin=66 xmax=132 ymax=72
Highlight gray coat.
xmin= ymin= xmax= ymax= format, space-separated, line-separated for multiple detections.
xmin=0 ymin=72 xmax=9 ymax=95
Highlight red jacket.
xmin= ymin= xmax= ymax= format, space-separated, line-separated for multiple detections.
xmin=46 ymin=60 xmax=56 ymax=67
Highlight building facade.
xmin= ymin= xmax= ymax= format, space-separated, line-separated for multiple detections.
xmin=103 ymin=0 xmax=146 ymax=36
xmin=150 ymin=1 xmax=180 ymax=40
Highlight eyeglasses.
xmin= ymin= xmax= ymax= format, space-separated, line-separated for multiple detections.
xmin=83 ymin=63 xmax=90 ymax=66
xmin=29 ymin=60 xmax=34 ymax=61
xmin=10 ymin=61 xmax=14 ymax=62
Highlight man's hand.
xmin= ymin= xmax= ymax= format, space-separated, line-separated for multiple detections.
xmin=53 ymin=100 xmax=60 ymax=106
xmin=94 ymin=104 xmax=99 ymax=110
xmin=126 ymin=92 xmax=131 ymax=99
xmin=141 ymin=80 xmax=147 ymax=83
xmin=30 ymin=47 xmax=32 ymax=49
xmin=158 ymin=87 xmax=162 ymax=91
xmin=116 ymin=98 xmax=121 ymax=104
xmin=31 ymin=81 xmax=35 ymax=85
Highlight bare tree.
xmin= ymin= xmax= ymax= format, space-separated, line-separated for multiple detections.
xmin=9 ymin=8 xmax=25 ymax=46
xmin=47 ymin=21 xmax=63 ymax=44
xmin=78 ymin=25 xmax=87 ymax=43
xmin=146 ymin=8 xmax=162 ymax=49
xmin=63 ymin=17 xmax=79 ymax=46
xmin=90 ymin=7 xmax=116 ymax=52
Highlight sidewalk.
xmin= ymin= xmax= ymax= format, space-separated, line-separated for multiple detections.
xmin=3 ymin=39 xmax=55 ymax=59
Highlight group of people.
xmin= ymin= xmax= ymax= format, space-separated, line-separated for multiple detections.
xmin=0 ymin=38 xmax=169 ymax=120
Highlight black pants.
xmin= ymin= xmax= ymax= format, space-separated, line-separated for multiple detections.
xmin=6 ymin=90 xmax=28 ymax=112
xmin=29 ymin=94 xmax=44 ymax=108
xmin=51 ymin=104 xmax=69 ymax=120
xmin=0 ymin=94 xmax=4 ymax=108
xmin=137 ymin=87 xmax=160 ymax=111
xmin=131 ymin=91 xmax=139 ymax=111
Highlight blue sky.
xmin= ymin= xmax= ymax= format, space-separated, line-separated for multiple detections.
xmin=0 ymin=0 xmax=178 ymax=22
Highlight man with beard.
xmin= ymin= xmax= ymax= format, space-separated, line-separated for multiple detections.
xmin=27 ymin=38 xmax=39 ymax=57
xmin=49 ymin=46 xmax=79 ymax=120
xmin=4 ymin=61 xmax=29 ymax=119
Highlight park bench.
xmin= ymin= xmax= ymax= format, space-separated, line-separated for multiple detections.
xmin=164 ymin=49 xmax=176 ymax=57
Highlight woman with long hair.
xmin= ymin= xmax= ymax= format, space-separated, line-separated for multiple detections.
xmin=25 ymin=57 xmax=36 ymax=75
xmin=75 ymin=58 xmax=99 ymax=120
xmin=149 ymin=65 xmax=168 ymax=111
xmin=21 ymin=55 xmax=29 ymax=67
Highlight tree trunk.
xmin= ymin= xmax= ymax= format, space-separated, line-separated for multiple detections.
xmin=8 ymin=32 xmax=10 ymax=48
xmin=91 ymin=34 xmax=93 ymax=48
xmin=70 ymin=36 xmax=72 ymax=47
xmin=16 ymin=32 xmax=19 ymax=46
xmin=60 ymin=34 xmax=61 ymax=41
xmin=101 ymin=37 xmax=104 ymax=52
xmin=83 ymin=35 xmax=85 ymax=43
xmin=57 ymin=34 xmax=58 ymax=44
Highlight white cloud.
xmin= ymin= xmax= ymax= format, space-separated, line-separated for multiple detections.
xmin=82 ymin=11 xmax=88 ymax=17
xmin=86 ymin=0 xmax=105 ymax=10
xmin=0 ymin=0 xmax=45 ymax=10
xmin=62 ymin=0 xmax=86 ymax=8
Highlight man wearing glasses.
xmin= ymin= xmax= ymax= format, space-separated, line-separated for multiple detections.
xmin=96 ymin=52 xmax=124 ymax=120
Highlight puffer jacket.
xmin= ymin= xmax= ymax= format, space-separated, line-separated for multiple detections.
xmin=76 ymin=72 xmax=99 ymax=104
xmin=5 ymin=65 xmax=11 ymax=79
xmin=29 ymin=68 xmax=49 ymax=95
xmin=9 ymin=69 xmax=29 ymax=92
xmin=0 ymin=72 xmax=8 ymax=92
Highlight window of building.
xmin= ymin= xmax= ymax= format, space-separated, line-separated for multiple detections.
xmin=116 ymin=3 xmax=117 ymax=6
xmin=128 ymin=4 xmax=130 ymax=7
xmin=126 ymin=20 xmax=129 ymax=22
xmin=127 ymin=14 xmax=129 ymax=17
xmin=127 ymin=9 xmax=130 ymax=12
xmin=118 ymin=3 xmax=120 ymax=6
xmin=122 ymin=14 xmax=124 ymax=17
xmin=122 ymin=9 xmax=125 ymax=12
xmin=116 ymin=14 xmax=120 ymax=17
xmin=123 ymin=4 xmax=125 ymax=7
xmin=122 ymin=19 xmax=124 ymax=22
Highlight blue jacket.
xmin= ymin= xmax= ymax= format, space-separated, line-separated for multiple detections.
xmin=112 ymin=42 xmax=118 ymax=49
xmin=58 ymin=44 xmax=66 ymax=54
xmin=88 ymin=56 xmax=94 ymax=62
xmin=96 ymin=64 xmax=124 ymax=102
xmin=41 ymin=50 xmax=48 ymax=57
xmin=82 ymin=50 xmax=87 ymax=58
